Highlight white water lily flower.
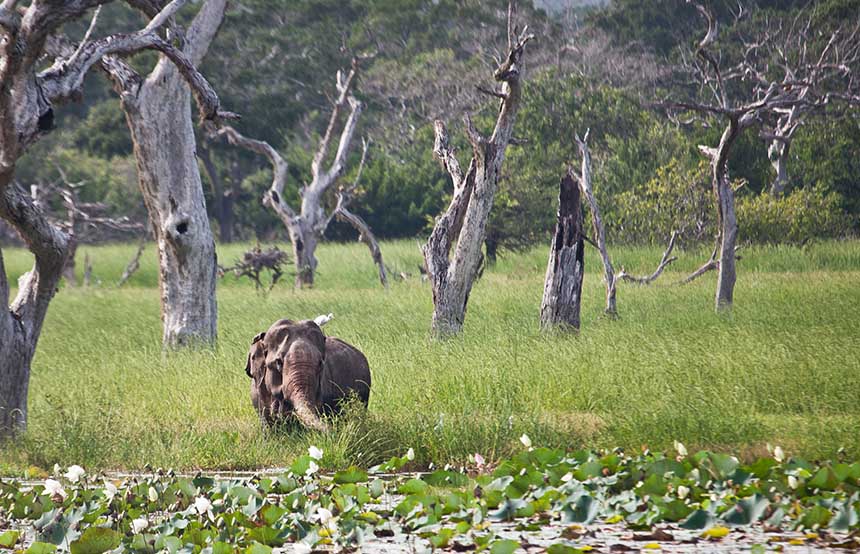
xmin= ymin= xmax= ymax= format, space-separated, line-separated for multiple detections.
xmin=64 ymin=465 xmax=86 ymax=483
xmin=316 ymin=507 xmax=334 ymax=524
xmin=132 ymin=518 xmax=149 ymax=534
xmin=147 ymin=486 xmax=158 ymax=502
xmin=561 ymin=472 xmax=573 ymax=483
xmin=406 ymin=448 xmax=415 ymax=461
xmin=104 ymin=481 xmax=118 ymax=501
xmin=774 ymin=446 xmax=785 ymax=462
xmin=194 ymin=496 xmax=213 ymax=515
xmin=520 ymin=434 xmax=532 ymax=448
xmin=44 ymin=479 xmax=67 ymax=500
xmin=788 ymin=475 xmax=798 ymax=489
xmin=674 ymin=441 xmax=688 ymax=457
xmin=308 ymin=445 xmax=324 ymax=460
xmin=677 ymin=485 xmax=690 ymax=500
xmin=306 ymin=461 xmax=319 ymax=476
xmin=474 ymin=453 xmax=486 ymax=466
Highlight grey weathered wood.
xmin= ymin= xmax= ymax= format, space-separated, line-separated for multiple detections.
xmin=105 ymin=0 xmax=229 ymax=346
xmin=0 ymin=0 xmax=230 ymax=436
xmin=617 ymin=231 xmax=678 ymax=285
xmin=422 ymin=2 xmax=533 ymax=339
xmin=540 ymin=173 xmax=584 ymax=331
xmin=215 ymin=63 xmax=367 ymax=288
xmin=663 ymin=1 xmax=860 ymax=311
xmin=575 ymin=133 xmax=617 ymax=317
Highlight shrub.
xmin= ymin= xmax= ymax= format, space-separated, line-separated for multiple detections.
xmin=737 ymin=185 xmax=852 ymax=245
xmin=609 ymin=159 xmax=714 ymax=245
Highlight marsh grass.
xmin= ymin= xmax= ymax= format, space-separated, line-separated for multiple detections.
xmin=1 ymin=239 xmax=859 ymax=473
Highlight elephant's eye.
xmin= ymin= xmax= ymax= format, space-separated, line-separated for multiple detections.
xmin=272 ymin=358 xmax=283 ymax=371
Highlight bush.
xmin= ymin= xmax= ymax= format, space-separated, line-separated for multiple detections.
xmin=737 ymin=185 xmax=852 ymax=245
xmin=609 ymin=159 xmax=714 ymax=245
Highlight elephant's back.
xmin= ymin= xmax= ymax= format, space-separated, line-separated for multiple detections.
xmin=322 ymin=337 xmax=371 ymax=405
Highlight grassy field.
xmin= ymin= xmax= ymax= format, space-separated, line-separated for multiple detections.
xmin=1 ymin=239 xmax=859 ymax=474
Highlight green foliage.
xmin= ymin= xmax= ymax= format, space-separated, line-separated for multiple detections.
xmin=737 ymin=186 xmax=852 ymax=245
xmin=1 ymin=446 xmax=860 ymax=552
xmin=610 ymin=159 xmax=713 ymax=245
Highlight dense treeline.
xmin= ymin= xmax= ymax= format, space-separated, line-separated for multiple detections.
xmin=8 ymin=0 xmax=859 ymax=252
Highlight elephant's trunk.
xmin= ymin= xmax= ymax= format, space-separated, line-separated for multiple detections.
xmin=285 ymin=341 xmax=329 ymax=432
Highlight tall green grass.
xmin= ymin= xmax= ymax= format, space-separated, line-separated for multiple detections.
xmin=1 ymin=239 xmax=859 ymax=473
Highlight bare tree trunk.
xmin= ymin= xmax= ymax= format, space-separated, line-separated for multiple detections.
xmin=213 ymin=62 xmax=365 ymax=288
xmin=699 ymin=118 xmax=746 ymax=312
xmin=575 ymin=133 xmax=617 ymax=317
xmin=109 ymin=0 xmax=228 ymax=346
xmin=0 ymin=0 xmax=231 ymax=435
xmin=0 ymin=177 xmax=69 ymax=438
xmin=540 ymin=172 xmax=584 ymax=331
xmin=768 ymin=138 xmax=790 ymax=196
xmin=423 ymin=5 xmax=533 ymax=338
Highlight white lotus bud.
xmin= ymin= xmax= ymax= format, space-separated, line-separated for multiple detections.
xmin=774 ymin=446 xmax=785 ymax=462
xmin=132 ymin=518 xmax=149 ymax=534
xmin=64 ymin=465 xmax=86 ymax=483
xmin=44 ymin=479 xmax=67 ymax=500
xmin=520 ymin=434 xmax=532 ymax=448
xmin=194 ymin=496 xmax=212 ymax=514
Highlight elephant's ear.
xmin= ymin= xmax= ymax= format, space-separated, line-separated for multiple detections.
xmin=245 ymin=332 xmax=267 ymax=378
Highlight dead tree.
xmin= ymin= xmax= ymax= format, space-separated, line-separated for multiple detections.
xmin=214 ymin=61 xmax=370 ymax=288
xmin=30 ymin=174 xmax=143 ymax=286
xmin=617 ymin=232 xmax=679 ymax=285
xmin=0 ymin=0 xmax=230 ymax=437
xmin=422 ymin=2 xmax=533 ymax=338
xmin=757 ymin=15 xmax=860 ymax=196
xmin=574 ymin=132 xmax=617 ymax=317
xmin=540 ymin=173 xmax=584 ymax=331
xmin=102 ymin=0 xmax=233 ymax=347
xmin=662 ymin=1 xmax=858 ymax=311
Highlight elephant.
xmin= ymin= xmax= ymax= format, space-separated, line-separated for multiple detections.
xmin=244 ymin=318 xmax=371 ymax=431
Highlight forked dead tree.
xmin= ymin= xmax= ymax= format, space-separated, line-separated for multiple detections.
xmin=214 ymin=61 xmax=377 ymax=288
xmin=755 ymin=11 xmax=860 ymax=196
xmin=663 ymin=1 xmax=858 ymax=311
xmin=0 ymin=0 xmax=230 ymax=437
xmin=540 ymin=173 xmax=584 ymax=331
xmin=100 ymin=0 xmax=233 ymax=347
xmin=422 ymin=2 xmax=533 ymax=338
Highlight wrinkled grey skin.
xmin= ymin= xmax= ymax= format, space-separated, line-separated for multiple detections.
xmin=245 ymin=319 xmax=371 ymax=431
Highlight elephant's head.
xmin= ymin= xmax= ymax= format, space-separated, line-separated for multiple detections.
xmin=245 ymin=319 xmax=329 ymax=432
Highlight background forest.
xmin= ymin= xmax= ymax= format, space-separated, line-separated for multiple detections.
xmin=3 ymin=0 xmax=857 ymax=257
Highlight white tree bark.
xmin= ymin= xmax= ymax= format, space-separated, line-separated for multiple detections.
xmin=540 ymin=172 xmax=584 ymax=331
xmin=107 ymin=0 xmax=228 ymax=347
xmin=574 ymin=133 xmax=617 ymax=317
xmin=698 ymin=116 xmax=750 ymax=311
xmin=0 ymin=0 xmax=231 ymax=434
xmin=422 ymin=3 xmax=533 ymax=338
xmin=214 ymin=62 xmax=368 ymax=288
